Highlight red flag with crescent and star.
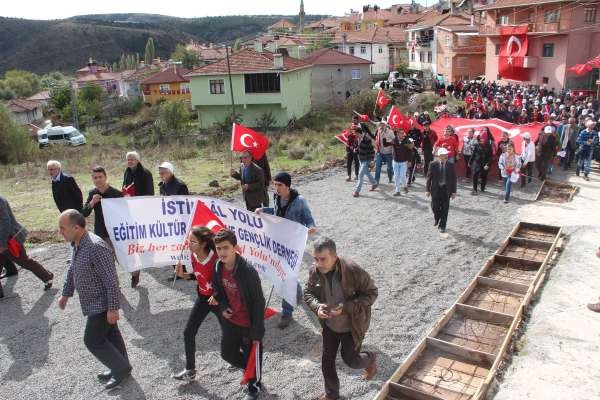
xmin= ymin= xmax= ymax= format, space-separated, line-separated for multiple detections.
xmin=499 ymin=25 xmax=529 ymax=81
xmin=231 ymin=123 xmax=269 ymax=160
xmin=335 ymin=130 xmax=350 ymax=146
xmin=375 ymin=89 xmax=390 ymax=110
xmin=387 ymin=106 xmax=405 ymax=129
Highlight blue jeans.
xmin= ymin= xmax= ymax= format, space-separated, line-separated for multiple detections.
xmin=375 ymin=153 xmax=393 ymax=183
xmin=577 ymin=148 xmax=593 ymax=176
xmin=281 ymin=283 xmax=303 ymax=317
xmin=503 ymin=177 xmax=512 ymax=201
xmin=354 ymin=161 xmax=377 ymax=193
xmin=392 ymin=161 xmax=408 ymax=193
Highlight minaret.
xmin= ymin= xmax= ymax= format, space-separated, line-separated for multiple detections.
xmin=298 ymin=0 xmax=305 ymax=33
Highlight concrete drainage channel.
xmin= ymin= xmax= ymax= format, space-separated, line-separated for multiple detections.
xmin=535 ymin=179 xmax=579 ymax=203
xmin=374 ymin=222 xmax=564 ymax=400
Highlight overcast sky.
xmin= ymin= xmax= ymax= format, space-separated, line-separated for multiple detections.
xmin=2 ymin=0 xmax=430 ymax=20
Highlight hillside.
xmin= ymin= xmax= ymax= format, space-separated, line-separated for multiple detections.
xmin=0 ymin=13 xmax=327 ymax=75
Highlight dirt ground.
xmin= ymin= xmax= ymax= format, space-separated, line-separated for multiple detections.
xmin=0 ymin=165 xmax=549 ymax=400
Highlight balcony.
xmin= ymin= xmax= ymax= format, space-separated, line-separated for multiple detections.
xmin=480 ymin=21 xmax=569 ymax=35
xmin=449 ymin=44 xmax=486 ymax=53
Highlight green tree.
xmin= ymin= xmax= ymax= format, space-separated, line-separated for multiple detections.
xmin=0 ymin=105 xmax=37 ymax=164
xmin=79 ymin=83 xmax=105 ymax=104
xmin=40 ymin=71 xmax=68 ymax=90
xmin=49 ymin=85 xmax=71 ymax=111
xmin=144 ymin=37 xmax=156 ymax=65
xmin=158 ymin=100 xmax=190 ymax=134
xmin=1 ymin=70 xmax=41 ymax=98
xmin=170 ymin=44 xmax=201 ymax=70
xmin=233 ymin=38 xmax=242 ymax=52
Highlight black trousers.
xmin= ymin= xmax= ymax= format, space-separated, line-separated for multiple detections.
xmin=184 ymin=295 xmax=220 ymax=370
xmin=538 ymin=157 xmax=550 ymax=181
xmin=1 ymin=258 xmax=17 ymax=275
xmin=472 ymin=168 xmax=489 ymax=192
xmin=322 ymin=325 xmax=372 ymax=399
xmin=521 ymin=162 xmax=534 ymax=187
xmin=84 ymin=312 xmax=131 ymax=378
xmin=245 ymin=201 xmax=262 ymax=213
xmin=0 ymin=248 xmax=53 ymax=283
xmin=463 ymin=154 xmax=472 ymax=178
xmin=423 ymin=153 xmax=433 ymax=176
xmin=564 ymin=146 xmax=576 ymax=169
xmin=347 ymin=152 xmax=359 ymax=178
xmin=431 ymin=186 xmax=451 ymax=230
xmin=220 ymin=319 xmax=263 ymax=393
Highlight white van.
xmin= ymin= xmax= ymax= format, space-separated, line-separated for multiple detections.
xmin=37 ymin=125 xmax=87 ymax=147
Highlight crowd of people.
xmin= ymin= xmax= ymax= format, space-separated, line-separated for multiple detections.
xmin=2 ymin=79 xmax=600 ymax=399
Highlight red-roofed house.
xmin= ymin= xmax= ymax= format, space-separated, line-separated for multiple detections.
xmin=478 ymin=0 xmax=600 ymax=89
xmin=303 ymin=48 xmax=373 ymax=106
xmin=140 ymin=65 xmax=191 ymax=105
xmin=185 ymin=48 xmax=312 ymax=129
xmin=268 ymin=19 xmax=297 ymax=33
xmin=5 ymin=99 xmax=43 ymax=124
xmin=75 ymin=59 xmax=123 ymax=95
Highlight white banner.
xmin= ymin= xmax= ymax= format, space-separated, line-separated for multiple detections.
xmin=102 ymin=196 xmax=308 ymax=306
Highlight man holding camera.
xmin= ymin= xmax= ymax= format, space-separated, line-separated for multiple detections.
xmin=304 ymin=238 xmax=378 ymax=400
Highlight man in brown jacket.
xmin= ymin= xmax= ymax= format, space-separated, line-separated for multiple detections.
xmin=304 ymin=237 xmax=378 ymax=400
xmin=230 ymin=150 xmax=266 ymax=212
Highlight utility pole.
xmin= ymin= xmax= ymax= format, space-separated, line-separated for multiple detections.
xmin=69 ymin=80 xmax=79 ymax=130
xmin=225 ymin=45 xmax=236 ymax=168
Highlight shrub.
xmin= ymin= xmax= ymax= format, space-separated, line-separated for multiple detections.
xmin=288 ymin=145 xmax=306 ymax=160
xmin=294 ymin=110 xmax=331 ymax=131
xmin=0 ymin=105 xmax=38 ymax=164
xmin=345 ymin=90 xmax=377 ymax=118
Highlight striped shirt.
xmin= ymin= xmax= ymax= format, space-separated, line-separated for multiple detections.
xmin=62 ymin=232 xmax=121 ymax=316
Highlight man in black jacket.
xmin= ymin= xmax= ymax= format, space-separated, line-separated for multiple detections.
xmin=352 ymin=128 xmax=378 ymax=198
xmin=211 ymin=229 xmax=265 ymax=400
xmin=122 ymin=151 xmax=154 ymax=287
xmin=230 ymin=151 xmax=265 ymax=212
xmin=47 ymin=160 xmax=83 ymax=212
xmin=82 ymin=166 xmax=123 ymax=243
xmin=254 ymin=154 xmax=272 ymax=207
xmin=158 ymin=162 xmax=189 ymax=196
xmin=426 ymin=148 xmax=457 ymax=234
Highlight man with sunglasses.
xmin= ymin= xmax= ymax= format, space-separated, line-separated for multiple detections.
xmin=256 ymin=172 xmax=316 ymax=329
xmin=230 ymin=150 xmax=266 ymax=212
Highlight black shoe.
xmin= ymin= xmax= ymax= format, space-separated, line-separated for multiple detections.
xmin=439 ymin=227 xmax=446 ymax=233
xmin=97 ymin=371 xmax=112 ymax=381
xmin=0 ymin=283 xmax=4 ymax=298
xmin=131 ymin=275 xmax=139 ymax=288
xmin=172 ymin=369 xmax=196 ymax=381
xmin=0 ymin=270 xmax=18 ymax=279
xmin=44 ymin=279 xmax=53 ymax=291
xmin=105 ymin=370 xmax=131 ymax=390
xmin=434 ymin=219 xmax=440 ymax=227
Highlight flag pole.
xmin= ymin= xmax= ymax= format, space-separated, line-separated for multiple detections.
xmin=225 ymin=45 xmax=236 ymax=169
xmin=264 ymin=285 xmax=274 ymax=311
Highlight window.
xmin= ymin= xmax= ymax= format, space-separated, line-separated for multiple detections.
xmin=360 ymin=46 xmax=367 ymax=54
xmin=349 ymin=46 xmax=355 ymax=55
xmin=180 ymin=83 xmax=190 ymax=93
xmin=159 ymin=84 xmax=170 ymax=93
xmin=496 ymin=14 xmax=509 ymax=25
xmin=419 ymin=52 xmax=425 ymax=62
xmin=527 ymin=11 xmax=535 ymax=23
xmin=355 ymin=23 xmax=361 ymax=31
xmin=209 ymin=79 xmax=224 ymax=94
xmin=411 ymin=51 xmax=415 ymax=62
xmin=542 ymin=77 xmax=549 ymax=84
xmin=378 ymin=46 xmax=383 ymax=54
xmin=244 ymin=73 xmax=280 ymax=93
xmin=427 ymin=52 xmax=432 ymax=63
xmin=445 ymin=34 xmax=451 ymax=46
xmin=444 ymin=57 xmax=450 ymax=68
xmin=542 ymin=43 xmax=554 ymax=57
xmin=584 ymin=7 xmax=597 ymax=23
xmin=495 ymin=44 xmax=500 ymax=55
xmin=351 ymin=69 xmax=361 ymax=80
xmin=544 ymin=10 xmax=559 ymax=23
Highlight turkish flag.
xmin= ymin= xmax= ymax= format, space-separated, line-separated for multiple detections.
xmin=375 ymin=89 xmax=389 ymax=110
xmin=241 ymin=341 xmax=260 ymax=385
xmin=387 ymin=106 xmax=405 ymax=129
xmin=358 ymin=113 xmax=370 ymax=122
xmin=499 ymin=25 xmax=529 ymax=81
xmin=231 ymin=123 xmax=269 ymax=160
xmin=189 ymin=201 xmax=227 ymax=234
xmin=568 ymin=63 xmax=593 ymax=75
xmin=430 ymin=117 xmax=549 ymax=155
xmin=335 ymin=130 xmax=350 ymax=146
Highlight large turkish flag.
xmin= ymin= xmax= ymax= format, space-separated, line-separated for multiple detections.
xmin=231 ymin=123 xmax=269 ymax=160
xmin=498 ymin=25 xmax=529 ymax=81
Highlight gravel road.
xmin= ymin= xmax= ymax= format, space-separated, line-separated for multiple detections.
xmin=0 ymin=167 xmax=539 ymax=400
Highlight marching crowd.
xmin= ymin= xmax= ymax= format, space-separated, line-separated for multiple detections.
xmin=1 ymin=79 xmax=600 ymax=399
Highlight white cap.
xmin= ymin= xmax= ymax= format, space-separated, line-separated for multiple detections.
xmin=523 ymin=132 xmax=531 ymax=139
xmin=437 ymin=148 xmax=449 ymax=156
xmin=550 ymin=113 xmax=557 ymax=118
xmin=159 ymin=161 xmax=174 ymax=174
xmin=583 ymin=109 xmax=588 ymax=115
xmin=544 ymin=126 xmax=554 ymax=133
xmin=556 ymin=98 xmax=561 ymax=103
xmin=414 ymin=112 xmax=419 ymax=116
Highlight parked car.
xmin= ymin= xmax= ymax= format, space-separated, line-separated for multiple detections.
xmin=373 ymin=80 xmax=389 ymax=90
xmin=37 ymin=125 xmax=87 ymax=147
